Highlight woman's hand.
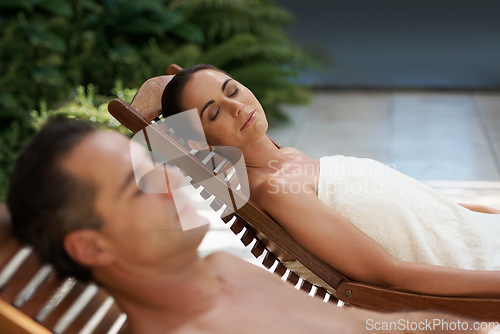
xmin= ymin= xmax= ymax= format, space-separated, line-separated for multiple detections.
xmin=459 ymin=203 xmax=500 ymax=214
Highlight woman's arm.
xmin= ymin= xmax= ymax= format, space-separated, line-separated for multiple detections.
xmin=258 ymin=186 xmax=500 ymax=297
xmin=459 ymin=203 xmax=500 ymax=214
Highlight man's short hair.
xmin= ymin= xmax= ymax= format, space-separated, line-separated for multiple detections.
xmin=7 ymin=117 xmax=103 ymax=281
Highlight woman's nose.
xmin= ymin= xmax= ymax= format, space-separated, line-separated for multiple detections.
xmin=229 ymin=100 xmax=244 ymax=117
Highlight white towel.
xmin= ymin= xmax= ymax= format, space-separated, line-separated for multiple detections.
xmin=317 ymin=156 xmax=500 ymax=270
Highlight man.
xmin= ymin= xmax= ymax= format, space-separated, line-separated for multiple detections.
xmin=6 ymin=118 xmax=494 ymax=334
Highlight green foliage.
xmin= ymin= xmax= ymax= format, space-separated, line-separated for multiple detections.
xmin=1 ymin=0 xmax=320 ymax=124
xmin=172 ymin=0 xmax=322 ymax=123
xmin=0 ymin=0 xmax=323 ymax=201
xmin=0 ymin=0 xmax=203 ymax=121
xmin=0 ymin=121 xmax=33 ymax=203
xmin=29 ymin=84 xmax=134 ymax=135
xmin=0 ymin=83 xmax=134 ymax=201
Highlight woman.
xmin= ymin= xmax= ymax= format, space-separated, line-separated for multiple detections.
xmin=162 ymin=64 xmax=500 ymax=297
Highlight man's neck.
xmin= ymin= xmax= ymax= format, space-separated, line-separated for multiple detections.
xmin=98 ymin=253 xmax=224 ymax=333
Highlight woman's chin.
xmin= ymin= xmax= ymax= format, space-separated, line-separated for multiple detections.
xmin=259 ymin=120 xmax=269 ymax=138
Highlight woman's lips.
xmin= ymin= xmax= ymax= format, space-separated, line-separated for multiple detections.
xmin=240 ymin=111 xmax=256 ymax=130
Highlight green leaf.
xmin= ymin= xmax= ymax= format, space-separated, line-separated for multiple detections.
xmin=38 ymin=0 xmax=73 ymax=18
xmin=26 ymin=24 xmax=66 ymax=53
xmin=199 ymin=34 xmax=259 ymax=67
xmin=170 ymin=21 xmax=204 ymax=44
xmin=32 ymin=67 xmax=65 ymax=85
xmin=0 ymin=0 xmax=41 ymax=10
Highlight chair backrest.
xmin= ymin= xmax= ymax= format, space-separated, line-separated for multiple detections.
xmin=108 ymin=64 xmax=346 ymax=302
xmin=0 ymin=204 xmax=128 ymax=334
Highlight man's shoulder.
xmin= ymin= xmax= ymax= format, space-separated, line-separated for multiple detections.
xmin=203 ymin=252 xmax=248 ymax=269
xmin=203 ymin=252 xmax=269 ymax=278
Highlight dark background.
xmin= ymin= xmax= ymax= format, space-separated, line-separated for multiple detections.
xmin=275 ymin=0 xmax=500 ymax=89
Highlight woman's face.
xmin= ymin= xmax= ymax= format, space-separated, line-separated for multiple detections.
xmin=180 ymin=69 xmax=268 ymax=148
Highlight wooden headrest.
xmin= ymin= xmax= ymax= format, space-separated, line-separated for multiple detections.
xmin=130 ymin=75 xmax=174 ymax=123
xmin=129 ymin=64 xmax=183 ymax=123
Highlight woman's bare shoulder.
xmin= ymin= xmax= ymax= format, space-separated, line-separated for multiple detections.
xmin=279 ymin=146 xmax=307 ymax=157
xmin=246 ymin=167 xmax=279 ymax=201
xmin=248 ymin=172 xmax=279 ymax=207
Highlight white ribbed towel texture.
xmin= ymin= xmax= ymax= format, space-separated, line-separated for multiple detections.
xmin=318 ymin=156 xmax=500 ymax=270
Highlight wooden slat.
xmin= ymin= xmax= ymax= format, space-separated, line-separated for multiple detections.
xmin=250 ymin=240 xmax=266 ymax=258
xmin=286 ymin=272 xmax=300 ymax=286
xmin=220 ymin=208 xmax=236 ymax=223
xmin=0 ymin=252 xmax=43 ymax=303
xmin=60 ymin=287 xmax=117 ymax=334
xmin=209 ymin=198 xmax=223 ymax=212
xmin=199 ymin=189 xmax=211 ymax=200
xmin=85 ymin=302 xmax=127 ymax=334
xmin=13 ymin=264 xmax=52 ymax=308
xmin=273 ymin=262 xmax=288 ymax=277
xmin=39 ymin=281 xmax=86 ymax=329
xmin=262 ymin=252 xmax=277 ymax=270
xmin=314 ymin=287 xmax=327 ymax=300
xmin=18 ymin=271 xmax=63 ymax=318
xmin=229 ymin=217 xmax=246 ymax=234
xmin=189 ymin=179 xmax=201 ymax=189
xmin=300 ymin=280 xmax=313 ymax=294
xmin=240 ymin=228 xmax=256 ymax=247
xmin=328 ymin=293 xmax=339 ymax=304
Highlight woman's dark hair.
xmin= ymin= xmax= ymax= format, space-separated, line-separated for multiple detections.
xmin=7 ymin=117 xmax=102 ymax=282
xmin=161 ymin=64 xmax=229 ymax=119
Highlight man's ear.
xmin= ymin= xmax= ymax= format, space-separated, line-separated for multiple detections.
xmin=187 ymin=139 xmax=209 ymax=152
xmin=63 ymin=230 xmax=114 ymax=267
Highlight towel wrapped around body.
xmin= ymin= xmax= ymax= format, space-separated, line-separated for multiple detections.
xmin=318 ymin=155 xmax=500 ymax=270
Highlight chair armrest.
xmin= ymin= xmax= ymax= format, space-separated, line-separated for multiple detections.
xmin=337 ymin=280 xmax=500 ymax=321
xmin=0 ymin=299 xmax=52 ymax=334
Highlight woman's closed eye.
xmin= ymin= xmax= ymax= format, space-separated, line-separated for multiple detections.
xmin=211 ymin=107 xmax=220 ymax=121
xmin=209 ymin=86 xmax=239 ymax=121
xmin=229 ymin=87 xmax=239 ymax=97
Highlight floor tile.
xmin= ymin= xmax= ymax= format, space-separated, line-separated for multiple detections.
xmin=388 ymin=92 xmax=498 ymax=180
xmin=474 ymin=93 xmax=500 ymax=171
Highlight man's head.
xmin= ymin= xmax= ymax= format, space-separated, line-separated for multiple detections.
xmin=7 ymin=118 xmax=207 ymax=284
xmin=7 ymin=118 xmax=101 ymax=281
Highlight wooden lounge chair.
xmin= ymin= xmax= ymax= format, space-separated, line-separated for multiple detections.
xmin=0 ymin=204 xmax=128 ymax=333
xmin=107 ymin=64 xmax=500 ymax=321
